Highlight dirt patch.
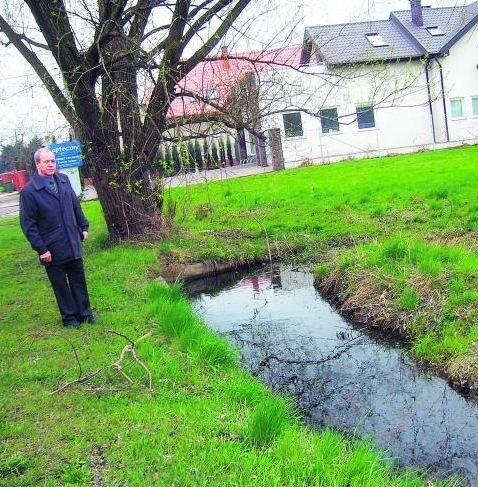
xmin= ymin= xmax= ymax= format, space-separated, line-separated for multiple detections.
xmin=315 ymin=269 xmax=411 ymax=334
xmin=90 ymin=445 xmax=107 ymax=486
xmin=159 ymin=257 xmax=272 ymax=283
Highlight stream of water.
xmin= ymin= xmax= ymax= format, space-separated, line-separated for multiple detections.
xmin=187 ymin=264 xmax=478 ymax=486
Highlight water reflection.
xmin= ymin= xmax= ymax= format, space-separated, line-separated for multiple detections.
xmin=188 ymin=265 xmax=478 ymax=486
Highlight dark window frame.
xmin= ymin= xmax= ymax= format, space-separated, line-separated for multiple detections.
xmin=356 ymin=105 xmax=376 ymax=129
xmin=319 ymin=108 xmax=340 ymax=134
xmin=283 ymin=112 xmax=304 ymax=138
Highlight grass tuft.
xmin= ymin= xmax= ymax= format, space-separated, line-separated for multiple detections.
xmin=246 ymin=396 xmax=295 ymax=447
xmin=60 ymin=458 xmax=93 ymax=485
xmin=149 ymin=281 xmax=237 ymax=369
xmin=0 ymin=453 xmax=29 ymax=478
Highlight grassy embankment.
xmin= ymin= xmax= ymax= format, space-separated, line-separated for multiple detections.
xmin=1 ymin=144 xmax=475 ymax=485
xmin=165 ymin=145 xmax=478 ymax=388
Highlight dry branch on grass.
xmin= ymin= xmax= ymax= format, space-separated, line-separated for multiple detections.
xmin=50 ymin=330 xmax=153 ymax=395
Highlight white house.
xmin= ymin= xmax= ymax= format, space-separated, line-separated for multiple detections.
xmin=260 ymin=0 xmax=478 ymax=168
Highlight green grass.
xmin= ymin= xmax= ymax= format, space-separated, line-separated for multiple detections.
xmin=1 ymin=145 xmax=476 ymax=485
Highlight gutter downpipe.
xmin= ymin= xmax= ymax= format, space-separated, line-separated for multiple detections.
xmin=435 ymin=56 xmax=450 ymax=142
xmin=425 ymin=57 xmax=437 ymax=144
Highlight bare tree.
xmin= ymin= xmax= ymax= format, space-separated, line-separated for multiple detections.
xmin=0 ymin=0 xmax=252 ymax=239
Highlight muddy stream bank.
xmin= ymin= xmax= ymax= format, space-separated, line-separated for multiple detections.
xmin=184 ymin=264 xmax=478 ymax=486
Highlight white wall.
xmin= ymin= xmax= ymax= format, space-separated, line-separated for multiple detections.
xmin=439 ymin=26 xmax=478 ymax=143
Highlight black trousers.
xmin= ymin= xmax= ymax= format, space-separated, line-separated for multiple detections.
xmin=45 ymin=258 xmax=91 ymax=325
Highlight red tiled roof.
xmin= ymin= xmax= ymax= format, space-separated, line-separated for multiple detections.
xmin=145 ymin=46 xmax=302 ymax=120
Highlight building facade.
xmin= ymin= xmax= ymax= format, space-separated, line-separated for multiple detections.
xmin=260 ymin=0 xmax=478 ymax=168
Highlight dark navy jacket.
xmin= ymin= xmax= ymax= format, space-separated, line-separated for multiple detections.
xmin=20 ymin=172 xmax=89 ymax=265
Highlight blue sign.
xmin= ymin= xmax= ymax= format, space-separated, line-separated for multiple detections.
xmin=49 ymin=140 xmax=84 ymax=169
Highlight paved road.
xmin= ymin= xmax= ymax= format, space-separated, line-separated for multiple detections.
xmin=0 ymin=164 xmax=273 ymax=219
xmin=0 ymin=192 xmax=20 ymax=218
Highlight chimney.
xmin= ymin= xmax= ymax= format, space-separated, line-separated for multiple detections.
xmin=221 ymin=45 xmax=230 ymax=70
xmin=410 ymin=0 xmax=424 ymax=27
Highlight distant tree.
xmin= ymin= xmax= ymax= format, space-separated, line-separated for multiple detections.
xmin=0 ymin=135 xmax=43 ymax=173
xmin=226 ymin=137 xmax=234 ymax=166
xmin=153 ymin=146 xmax=165 ymax=174
xmin=162 ymin=145 xmax=174 ymax=176
xmin=194 ymin=140 xmax=204 ymax=171
xmin=176 ymin=140 xmax=189 ymax=173
xmin=203 ymin=139 xmax=211 ymax=170
xmin=219 ymin=138 xmax=227 ymax=168
xmin=187 ymin=140 xmax=196 ymax=173
xmin=172 ymin=144 xmax=181 ymax=174
xmin=211 ymin=140 xmax=219 ymax=168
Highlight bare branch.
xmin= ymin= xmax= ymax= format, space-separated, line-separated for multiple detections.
xmin=180 ymin=0 xmax=250 ymax=76
xmin=51 ymin=330 xmax=153 ymax=394
xmin=0 ymin=13 xmax=76 ymax=125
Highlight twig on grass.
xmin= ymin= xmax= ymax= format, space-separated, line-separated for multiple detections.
xmin=50 ymin=330 xmax=153 ymax=394
xmin=50 ymin=369 xmax=104 ymax=395
xmin=253 ymin=217 xmax=273 ymax=265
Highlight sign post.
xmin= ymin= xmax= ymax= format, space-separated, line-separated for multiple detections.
xmin=49 ymin=141 xmax=84 ymax=196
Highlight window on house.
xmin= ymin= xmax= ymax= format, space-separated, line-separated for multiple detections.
xmin=300 ymin=40 xmax=324 ymax=65
xmin=320 ymin=108 xmax=339 ymax=133
xmin=365 ymin=33 xmax=389 ymax=47
xmin=426 ymin=26 xmax=444 ymax=36
xmin=450 ymin=98 xmax=464 ymax=119
xmin=300 ymin=40 xmax=313 ymax=65
xmin=283 ymin=112 xmax=303 ymax=137
xmin=472 ymin=97 xmax=478 ymax=117
xmin=356 ymin=105 xmax=375 ymax=129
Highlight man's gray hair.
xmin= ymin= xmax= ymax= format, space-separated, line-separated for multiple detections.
xmin=34 ymin=146 xmax=54 ymax=164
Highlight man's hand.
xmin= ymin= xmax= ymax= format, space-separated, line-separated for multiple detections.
xmin=40 ymin=251 xmax=52 ymax=263
xmin=82 ymin=231 xmax=89 ymax=241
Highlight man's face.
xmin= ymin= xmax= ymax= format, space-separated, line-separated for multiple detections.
xmin=36 ymin=151 xmax=56 ymax=177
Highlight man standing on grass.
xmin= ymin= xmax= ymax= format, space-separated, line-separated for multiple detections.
xmin=20 ymin=147 xmax=94 ymax=328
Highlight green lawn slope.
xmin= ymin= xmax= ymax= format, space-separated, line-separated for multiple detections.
xmin=2 ymin=145 xmax=476 ymax=485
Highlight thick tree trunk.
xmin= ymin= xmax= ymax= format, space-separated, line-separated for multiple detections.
xmin=88 ymin=149 xmax=164 ymax=241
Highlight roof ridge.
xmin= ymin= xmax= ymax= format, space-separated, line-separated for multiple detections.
xmin=389 ymin=12 xmax=426 ymax=54
xmin=182 ymin=45 xmax=300 ymax=65
xmin=392 ymin=5 xmax=469 ymax=13
xmin=306 ymin=2 xmax=476 ymax=30
xmin=306 ymin=19 xmax=390 ymax=30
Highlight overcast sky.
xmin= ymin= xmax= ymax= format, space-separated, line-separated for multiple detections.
xmin=0 ymin=0 xmax=467 ymax=145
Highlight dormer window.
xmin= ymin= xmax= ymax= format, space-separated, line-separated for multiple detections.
xmin=426 ymin=26 xmax=444 ymax=36
xmin=300 ymin=40 xmax=324 ymax=66
xmin=300 ymin=40 xmax=313 ymax=65
xmin=365 ymin=33 xmax=389 ymax=47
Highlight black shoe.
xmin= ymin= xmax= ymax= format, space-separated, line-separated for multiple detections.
xmin=79 ymin=315 xmax=95 ymax=324
xmin=63 ymin=320 xmax=81 ymax=328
